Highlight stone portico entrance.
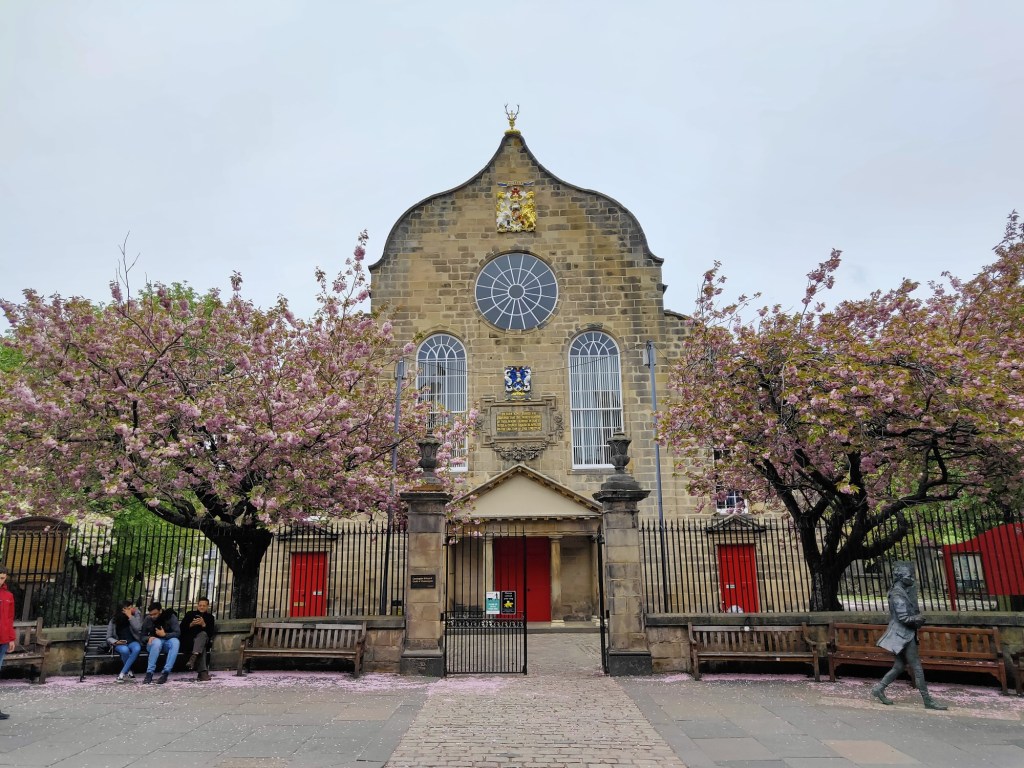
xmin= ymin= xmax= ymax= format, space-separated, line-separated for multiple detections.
xmin=456 ymin=463 xmax=602 ymax=624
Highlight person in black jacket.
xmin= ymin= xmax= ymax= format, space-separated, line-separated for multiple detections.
xmin=179 ymin=596 xmax=216 ymax=682
xmin=140 ymin=601 xmax=181 ymax=684
xmin=105 ymin=600 xmax=144 ymax=682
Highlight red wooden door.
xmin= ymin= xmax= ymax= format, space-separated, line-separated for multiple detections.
xmin=493 ymin=537 xmax=551 ymax=622
xmin=290 ymin=552 xmax=327 ymax=617
xmin=717 ymin=544 xmax=759 ymax=613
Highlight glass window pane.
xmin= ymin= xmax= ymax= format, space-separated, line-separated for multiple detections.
xmin=417 ymin=334 xmax=468 ymax=470
xmin=568 ymin=332 xmax=622 ymax=467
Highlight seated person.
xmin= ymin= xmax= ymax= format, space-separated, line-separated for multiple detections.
xmin=180 ymin=596 xmax=217 ymax=682
xmin=106 ymin=600 xmax=143 ymax=682
xmin=140 ymin=601 xmax=180 ymax=684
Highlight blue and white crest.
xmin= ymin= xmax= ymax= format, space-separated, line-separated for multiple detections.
xmin=504 ymin=366 xmax=532 ymax=400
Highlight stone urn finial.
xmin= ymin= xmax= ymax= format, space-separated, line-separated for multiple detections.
xmin=597 ymin=432 xmax=646 ymax=496
xmin=417 ymin=436 xmax=441 ymax=482
xmin=607 ymin=432 xmax=631 ymax=473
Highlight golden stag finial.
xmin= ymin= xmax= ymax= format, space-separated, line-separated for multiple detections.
xmin=504 ymin=103 xmax=520 ymax=134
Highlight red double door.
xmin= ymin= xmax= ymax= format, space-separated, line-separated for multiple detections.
xmin=493 ymin=537 xmax=551 ymax=622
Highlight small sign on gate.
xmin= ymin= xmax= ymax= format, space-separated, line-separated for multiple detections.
xmin=500 ymin=590 xmax=517 ymax=615
xmin=485 ymin=591 xmax=500 ymax=615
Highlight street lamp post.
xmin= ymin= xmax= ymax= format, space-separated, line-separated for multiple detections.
xmin=642 ymin=340 xmax=671 ymax=612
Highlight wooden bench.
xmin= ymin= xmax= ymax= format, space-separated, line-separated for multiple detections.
xmin=827 ymin=622 xmax=1008 ymax=693
xmin=237 ymin=621 xmax=366 ymax=677
xmin=4 ymin=618 xmax=49 ymax=684
xmin=688 ymin=623 xmax=821 ymax=682
xmin=1011 ymin=650 xmax=1024 ymax=696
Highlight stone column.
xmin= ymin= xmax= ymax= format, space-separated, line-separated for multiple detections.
xmin=549 ymin=536 xmax=564 ymax=625
xmin=399 ymin=437 xmax=451 ymax=677
xmin=593 ymin=432 xmax=653 ymax=676
xmin=483 ymin=535 xmax=494 ymax=593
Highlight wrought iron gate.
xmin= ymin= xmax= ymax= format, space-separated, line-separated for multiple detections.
xmin=443 ymin=527 xmax=528 ymax=675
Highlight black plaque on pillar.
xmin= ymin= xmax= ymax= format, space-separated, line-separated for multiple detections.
xmin=410 ymin=574 xmax=437 ymax=589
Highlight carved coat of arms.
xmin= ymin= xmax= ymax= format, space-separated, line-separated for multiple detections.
xmin=496 ymin=182 xmax=536 ymax=232
xmin=504 ymin=366 xmax=532 ymax=400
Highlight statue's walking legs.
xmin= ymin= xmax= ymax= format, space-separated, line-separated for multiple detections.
xmin=872 ymin=642 xmax=947 ymax=710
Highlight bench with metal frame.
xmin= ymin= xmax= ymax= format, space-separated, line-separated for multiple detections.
xmin=80 ymin=623 xmax=210 ymax=681
xmin=688 ymin=623 xmax=822 ymax=682
xmin=827 ymin=622 xmax=1008 ymax=693
xmin=237 ymin=620 xmax=366 ymax=677
xmin=4 ymin=618 xmax=49 ymax=684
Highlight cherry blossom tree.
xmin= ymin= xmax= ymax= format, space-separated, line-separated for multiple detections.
xmin=660 ymin=214 xmax=1024 ymax=610
xmin=0 ymin=234 xmax=471 ymax=617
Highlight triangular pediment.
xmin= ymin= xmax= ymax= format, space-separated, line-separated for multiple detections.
xmin=705 ymin=513 xmax=767 ymax=533
xmin=458 ymin=464 xmax=601 ymax=519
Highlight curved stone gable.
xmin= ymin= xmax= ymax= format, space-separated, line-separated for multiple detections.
xmin=370 ymin=132 xmax=662 ymax=276
xmin=370 ymin=132 xmax=674 ymax=346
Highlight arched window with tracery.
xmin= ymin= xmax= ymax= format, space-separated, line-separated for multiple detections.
xmin=417 ymin=333 xmax=468 ymax=470
xmin=569 ymin=331 xmax=623 ymax=467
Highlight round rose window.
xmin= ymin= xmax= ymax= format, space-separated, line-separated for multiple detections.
xmin=475 ymin=253 xmax=558 ymax=331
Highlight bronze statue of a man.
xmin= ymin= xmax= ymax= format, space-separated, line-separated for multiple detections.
xmin=871 ymin=562 xmax=947 ymax=710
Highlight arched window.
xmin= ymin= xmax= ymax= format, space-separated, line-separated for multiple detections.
xmin=569 ymin=332 xmax=623 ymax=467
xmin=417 ymin=334 xmax=468 ymax=470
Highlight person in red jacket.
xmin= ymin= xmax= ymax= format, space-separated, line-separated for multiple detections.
xmin=0 ymin=567 xmax=16 ymax=720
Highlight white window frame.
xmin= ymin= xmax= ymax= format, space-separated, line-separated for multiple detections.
xmin=569 ymin=331 xmax=623 ymax=468
xmin=713 ymin=448 xmax=747 ymax=514
xmin=417 ymin=333 xmax=468 ymax=472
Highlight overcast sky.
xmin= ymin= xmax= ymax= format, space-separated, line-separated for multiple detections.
xmin=2 ymin=1 xmax=1022 ymax=332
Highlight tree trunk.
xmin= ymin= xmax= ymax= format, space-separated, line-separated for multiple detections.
xmin=793 ymin=515 xmax=846 ymax=611
xmin=808 ymin=567 xmax=844 ymax=612
xmin=203 ymin=526 xmax=274 ymax=619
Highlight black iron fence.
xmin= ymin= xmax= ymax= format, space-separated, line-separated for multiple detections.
xmin=640 ymin=505 xmax=1024 ymax=614
xmin=0 ymin=520 xmax=407 ymax=626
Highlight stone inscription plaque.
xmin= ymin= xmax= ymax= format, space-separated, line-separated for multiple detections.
xmin=496 ymin=411 xmax=543 ymax=433
xmin=477 ymin=395 xmax=563 ymax=463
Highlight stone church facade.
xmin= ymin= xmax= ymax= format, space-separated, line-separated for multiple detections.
xmin=369 ymin=121 xmax=706 ymax=622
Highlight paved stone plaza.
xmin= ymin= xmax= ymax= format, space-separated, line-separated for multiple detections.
xmin=1 ymin=634 xmax=1022 ymax=767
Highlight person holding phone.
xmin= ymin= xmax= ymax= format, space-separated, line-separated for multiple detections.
xmin=141 ymin=601 xmax=181 ymax=684
xmin=179 ymin=597 xmax=216 ymax=682
xmin=106 ymin=600 xmax=143 ymax=682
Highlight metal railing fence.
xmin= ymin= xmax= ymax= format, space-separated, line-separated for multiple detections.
xmin=640 ymin=505 xmax=1024 ymax=614
xmin=0 ymin=520 xmax=407 ymax=626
